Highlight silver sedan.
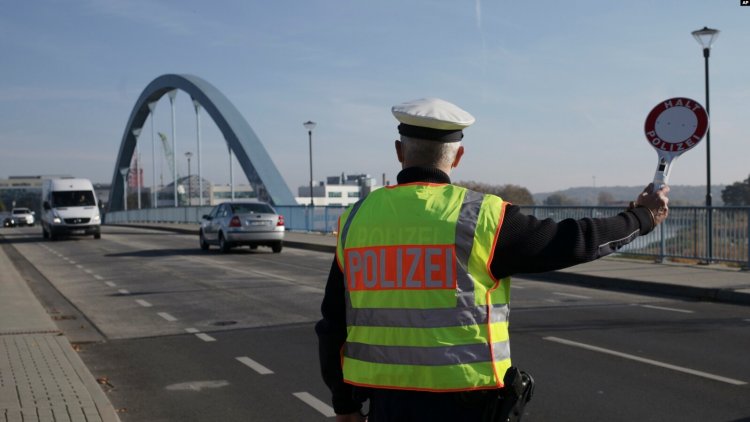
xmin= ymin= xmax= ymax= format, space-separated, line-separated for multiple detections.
xmin=199 ymin=201 xmax=285 ymax=253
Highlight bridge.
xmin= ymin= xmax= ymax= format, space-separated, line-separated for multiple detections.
xmin=107 ymin=74 xmax=297 ymax=212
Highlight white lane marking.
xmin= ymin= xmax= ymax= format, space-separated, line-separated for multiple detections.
xmin=195 ymin=333 xmax=216 ymax=342
xmin=105 ymin=281 xmax=117 ymax=288
xmin=157 ymin=312 xmax=178 ymax=322
xmin=292 ymin=392 xmax=336 ymax=417
xmin=510 ymin=285 xmax=525 ymax=289
xmin=640 ymin=304 xmax=694 ymax=314
xmin=236 ymin=356 xmax=274 ymax=375
xmin=184 ymin=327 xmax=215 ymax=341
xmin=553 ymin=292 xmax=591 ymax=299
xmin=118 ymin=289 xmax=130 ymax=295
xmin=135 ymin=299 xmax=152 ymax=307
xmin=69 ymin=260 xmax=76 ymax=264
xmin=84 ymin=269 xmax=93 ymax=274
xmin=93 ymin=275 xmax=104 ymax=280
xmin=544 ymin=336 xmax=747 ymax=386
xmin=76 ymin=264 xmax=84 ymax=269
xmin=248 ymin=269 xmax=295 ymax=282
xmin=166 ymin=380 xmax=229 ymax=391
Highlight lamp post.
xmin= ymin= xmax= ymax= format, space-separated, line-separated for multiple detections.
xmin=167 ymin=89 xmax=178 ymax=207
xmin=148 ymin=101 xmax=158 ymax=208
xmin=691 ymin=26 xmax=719 ymax=262
xmin=303 ymin=121 xmax=317 ymax=207
xmin=192 ymin=99 xmax=203 ymax=206
xmin=185 ymin=151 xmax=193 ymax=206
xmin=119 ymin=167 xmax=130 ymax=212
xmin=132 ymin=128 xmax=142 ymax=209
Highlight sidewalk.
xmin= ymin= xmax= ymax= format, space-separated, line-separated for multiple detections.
xmin=117 ymin=222 xmax=750 ymax=306
xmin=0 ymin=243 xmax=120 ymax=422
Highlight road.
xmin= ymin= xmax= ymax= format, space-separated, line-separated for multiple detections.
xmin=3 ymin=225 xmax=750 ymax=421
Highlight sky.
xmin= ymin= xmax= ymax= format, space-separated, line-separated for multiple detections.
xmin=1 ymin=0 xmax=748 ymax=195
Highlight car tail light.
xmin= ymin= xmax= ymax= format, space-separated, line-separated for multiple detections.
xmin=277 ymin=215 xmax=285 ymax=226
xmin=229 ymin=216 xmax=242 ymax=227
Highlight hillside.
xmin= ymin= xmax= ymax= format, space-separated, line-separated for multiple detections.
xmin=533 ymin=185 xmax=725 ymax=206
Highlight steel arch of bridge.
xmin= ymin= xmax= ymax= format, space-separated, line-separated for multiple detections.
xmin=108 ymin=74 xmax=296 ymax=212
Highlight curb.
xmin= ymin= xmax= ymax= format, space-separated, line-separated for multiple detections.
xmin=521 ymin=271 xmax=750 ymax=306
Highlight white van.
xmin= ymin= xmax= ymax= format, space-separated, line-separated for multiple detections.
xmin=41 ymin=178 xmax=101 ymax=240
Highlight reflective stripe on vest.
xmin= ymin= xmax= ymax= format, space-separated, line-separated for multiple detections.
xmin=335 ymin=183 xmax=511 ymax=391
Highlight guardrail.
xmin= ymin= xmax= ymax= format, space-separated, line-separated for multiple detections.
xmin=104 ymin=205 xmax=750 ymax=267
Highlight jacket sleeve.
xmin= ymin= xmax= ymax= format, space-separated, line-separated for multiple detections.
xmin=490 ymin=205 xmax=655 ymax=279
xmin=315 ymin=259 xmax=362 ymax=415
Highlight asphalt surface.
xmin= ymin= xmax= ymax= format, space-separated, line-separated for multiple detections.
xmin=2 ymin=224 xmax=750 ymax=421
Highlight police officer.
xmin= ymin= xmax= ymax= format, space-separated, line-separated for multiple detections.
xmin=316 ymin=98 xmax=669 ymax=422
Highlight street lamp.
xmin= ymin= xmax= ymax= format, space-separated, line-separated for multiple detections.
xmin=692 ymin=26 xmax=719 ymax=262
xmin=132 ymin=127 xmax=142 ymax=210
xmin=185 ymin=151 xmax=193 ymax=206
xmin=303 ymin=121 xmax=317 ymax=207
xmin=192 ymin=99 xmax=203 ymax=206
xmin=168 ymin=89 xmax=178 ymax=207
xmin=147 ymin=101 xmax=158 ymax=208
xmin=119 ymin=167 xmax=130 ymax=212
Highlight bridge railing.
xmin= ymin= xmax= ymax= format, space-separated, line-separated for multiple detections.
xmin=105 ymin=205 xmax=750 ymax=267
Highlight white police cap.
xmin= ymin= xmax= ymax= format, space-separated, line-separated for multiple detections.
xmin=391 ymin=98 xmax=475 ymax=142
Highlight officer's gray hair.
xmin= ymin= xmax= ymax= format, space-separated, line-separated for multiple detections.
xmin=400 ymin=136 xmax=461 ymax=168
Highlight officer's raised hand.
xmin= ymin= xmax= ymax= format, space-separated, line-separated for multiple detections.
xmin=630 ymin=183 xmax=670 ymax=226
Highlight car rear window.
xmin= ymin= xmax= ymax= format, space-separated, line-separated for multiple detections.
xmin=13 ymin=209 xmax=29 ymax=214
xmin=230 ymin=203 xmax=274 ymax=214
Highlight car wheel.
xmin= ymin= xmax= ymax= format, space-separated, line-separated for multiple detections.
xmin=272 ymin=242 xmax=282 ymax=253
xmin=42 ymin=227 xmax=49 ymax=239
xmin=219 ymin=233 xmax=231 ymax=253
xmin=199 ymin=230 xmax=210 ymax=251
xmin=94 ymin=232 xmax=101 ymax=239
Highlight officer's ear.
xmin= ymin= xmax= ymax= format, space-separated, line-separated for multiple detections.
xmin=395 ymin=140 xmax=404 ymax=163
xmin=451 ymin=146 xmax=464 ymax=168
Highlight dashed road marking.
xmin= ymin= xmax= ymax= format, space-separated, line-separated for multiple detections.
xmin=105 ymin=281 xmax=117 ymax=288
xmin=184 ymin=328 xmax=217 ymax=342
xmin=118 ymin=289 xmax=130 ymax=295
xmin=293 ymin=392 xmax=336 ymax=417
xmin=511 ymin=285 xmax=525 ymax=289
xmin=76 ymin=264 xmax=84 ymax=269
xmin=84 ymin=269 xmax=94 ymax=274
xmin=93 ymin=275 xmax=104 ymax=280
xmin=640 ymin=304 xmax=694 ymax=314
xmin=195 ymin=333 xmax=216 ymax=342
xmin=236 ymin=356 xmax=274 ymax=375
xmin=553 ymin=292 xmax=591 ymax=299
xmin=544 ymin=336 xmax=746 ymax=386
xmin=157 ymin=312 xmax=178 ymax=322
xmin=135 ymin=299 xmax=152 ymax=307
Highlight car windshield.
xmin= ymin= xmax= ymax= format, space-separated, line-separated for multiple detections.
xmin=230 ymin=203 xmax=274 ymax=214
xmin=52 ymin=191 xmax=96 ymax=207
xmin=13 ymin=209 xmax=30 ymax=214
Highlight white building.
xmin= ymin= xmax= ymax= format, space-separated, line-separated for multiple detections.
xmin=297 ymin=173 xmax=382 ymax=206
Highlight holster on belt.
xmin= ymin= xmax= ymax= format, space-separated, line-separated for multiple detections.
xmin=484 ymin=367 xmax=535 ymax=422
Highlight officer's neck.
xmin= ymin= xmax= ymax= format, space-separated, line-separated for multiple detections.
xmin=396 ymin=167 xmax=452 ymax=185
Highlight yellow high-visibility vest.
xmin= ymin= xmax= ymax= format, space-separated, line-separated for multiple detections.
xmin=336 ymin=182 xmax=511 ymax=391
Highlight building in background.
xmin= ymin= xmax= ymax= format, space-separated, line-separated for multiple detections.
xmin=297 ymin=173 xmax=381 ymax=206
